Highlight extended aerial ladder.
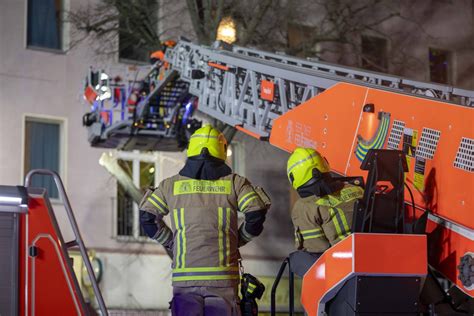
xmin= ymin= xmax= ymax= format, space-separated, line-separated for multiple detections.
xmin=165 ymin=40 xmax=472 ymax=137
xmin=154 ymin=39 xmax=474 ymax=314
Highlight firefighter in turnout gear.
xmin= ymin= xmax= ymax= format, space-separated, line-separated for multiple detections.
xmin=287 ymin=148 xmax=363 ymax=277
xmin=139 ymin=125 xmax=271 ymax=316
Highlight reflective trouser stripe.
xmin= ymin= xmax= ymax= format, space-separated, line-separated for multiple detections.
xmin=172 ymin=266 xmax=239 ymax=282
xmin=329 ymin=207 xmax=350 ymax=240
xmin=174 ymin=208 xmax=186 ymax=268
xmin=172 ymin=275 xmax=240 ymax=282
xmin=218 ymin=207 xmax=231 ymax=266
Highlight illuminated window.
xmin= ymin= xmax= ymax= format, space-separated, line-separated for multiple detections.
xmin=116 ymin=159 xmax=155 ymax=238
xmin=361 ymin=35 xmax=388 ymax=72
xmin=429 ymin=48 xmax=451 ymax=84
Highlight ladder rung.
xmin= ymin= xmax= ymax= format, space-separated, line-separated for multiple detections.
xmin=65 ymin=240 xmax=78 ymax=248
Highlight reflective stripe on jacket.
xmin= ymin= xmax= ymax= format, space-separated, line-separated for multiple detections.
xmin=140 ymin=173 xmax=267 ymax=287
xmin=291 ymin=184 xmax=363 ymax=253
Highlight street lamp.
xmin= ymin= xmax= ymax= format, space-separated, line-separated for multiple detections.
xmin=217 ymin=17 xmax=237 ymax=44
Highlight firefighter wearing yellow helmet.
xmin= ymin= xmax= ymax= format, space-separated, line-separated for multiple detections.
xmin=287 ymin=148 xmax=363 ymax=277
xmin=139 ymin=124 xmax=271 ymax=316
xmin=187 ymin=124 xmax=228 ymax=160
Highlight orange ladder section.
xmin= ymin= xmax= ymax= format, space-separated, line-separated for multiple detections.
xmin=269 ymin=83 xmax=474 ymax=297
xmin=301 ymin=233 xmax=427 ymax=316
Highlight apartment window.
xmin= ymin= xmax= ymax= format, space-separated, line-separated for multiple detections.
xmin=287 ymin=23 xmax=315 ymax=57
xmin=361 ymin=35 xmax=388 ymax=72
xmin=116 ymin=158 xmax=156 ymax=238
xmin=27 ymin=0 xmax=63 ymax=50
xmin=117 ymin=160 xmax=134 ymax=237
xmin=429 ymin=48 xmax=451 ymax=84
xmin=118 ymin=0 xmax=159 ymax=62
xmin=24 ymin=118 xmax=62 ymax=199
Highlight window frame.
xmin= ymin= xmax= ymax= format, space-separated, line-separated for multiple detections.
xmin=360 ymin=34 xmax=389 ymax=72
xmin=21 ymin=114 xmax=68 ymax=203
xmin=287 ymin=23 xmax=320 ymax=57
xmin=113 ymin=151 xmax=183 ymax=243
xmin=428 ymin=47 xmax=453 ymax=85
xmin=25 ymin=0 xmax=70 ymax=53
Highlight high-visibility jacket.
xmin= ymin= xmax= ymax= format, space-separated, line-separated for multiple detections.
xmin=291 ymin=184 xmax=364 ymax=253
xmin=139 ymin=173 xmax=269 ymax=287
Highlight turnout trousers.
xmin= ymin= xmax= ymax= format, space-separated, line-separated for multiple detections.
xmin=171 ymin=286 xmax=241 ymax=316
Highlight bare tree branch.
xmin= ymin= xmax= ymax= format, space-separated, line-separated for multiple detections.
xmin=239 ymin=0 xmax=273 ymax=46
xmin=67 ymin=0 xmax=433 ymax=77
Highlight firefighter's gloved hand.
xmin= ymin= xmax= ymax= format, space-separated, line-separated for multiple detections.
xmin=140 ymin=210 xmax=174 ymax=257
xmin=238 ymin=209 xmax=267 ymax=247
xmin=163 ymin=237 xmax=174 ymax=254
xmin=238 ymin=225 xmax=255 ymax=247
xmin=238 ymin=237 xmax=249 ymax=248
xmin=140 ymin=211 xmax=159 ymax=237
xmin=163 ymin=242 xmax=174 ymax=258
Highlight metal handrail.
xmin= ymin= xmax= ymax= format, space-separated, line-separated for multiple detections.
xmin=270 ymin=257 xmax=294 ymax=316
xmin=25 ymin=169 xmax=108 ymax=316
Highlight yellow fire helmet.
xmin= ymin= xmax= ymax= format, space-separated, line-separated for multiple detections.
xmin=187 ymin=124 xmax=228 ymax=160
xmin=287 ymin=148 xmax=331 ymax=190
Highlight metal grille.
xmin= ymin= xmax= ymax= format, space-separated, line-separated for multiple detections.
xmin=387 ymin=120 xmax=405 ymax=149
xmin=454 ymin=137 xmax=474 ymax=172
xmin=416 ymin=128 xmax=441 ymax=160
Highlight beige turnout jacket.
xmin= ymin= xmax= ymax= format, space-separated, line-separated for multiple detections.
xmin=140 ymin=173 xmax=268 ymax=287
xmin=291 ymin=184 xmax=364 ymax=253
